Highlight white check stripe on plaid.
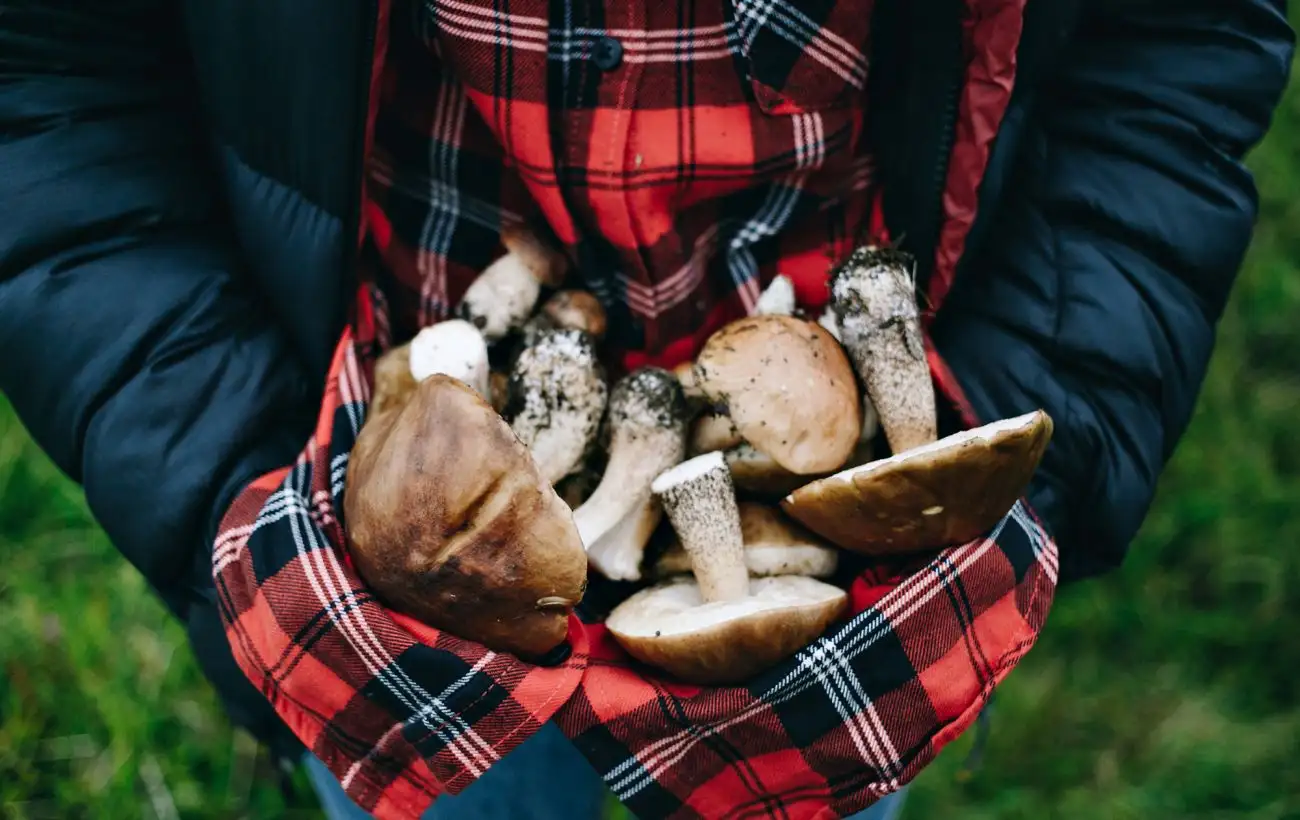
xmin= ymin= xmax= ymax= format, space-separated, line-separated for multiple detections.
xmin=731 ymin=0 xmax=868 ymax=86
xmin=604 ymin=505 xmax=1052 ymax=800
xmin=284 ymin=463 xmax=504 ymax=778
xmin=726 ymin=175 xmax=808 ymax=315
xmin=424 ymin=0 xmax=868 ymax=77
xmin=419 ymin=76 xmax=469 ymax=325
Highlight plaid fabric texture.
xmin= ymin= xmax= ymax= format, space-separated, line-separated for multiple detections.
xmin=214 ymin=0 xmax=1053 ymax=818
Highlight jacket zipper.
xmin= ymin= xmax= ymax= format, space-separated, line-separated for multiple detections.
xmin=921 ymin=68 xmax=963 ymax=306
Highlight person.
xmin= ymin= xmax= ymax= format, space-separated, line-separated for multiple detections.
xmin=0 ymin=1 xmax=1292 ymax=818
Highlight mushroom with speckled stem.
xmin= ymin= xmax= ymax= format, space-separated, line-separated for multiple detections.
xmin=827 ymin=246 xmax=934 ymax=453
xmin=456 ymin=225 xmax=570 ymax=342
xmin=651 ymin=502 xmax=839 ymax=580
xmin=504 ymin=327 xmax=608 ymax=485
xmin=780 ymin=246 xmax=1055 ymax=555
xmin=604 ymin=452 xmax=848 ymax=685
xmin=576 ymin=367 xmax=689 ymax=581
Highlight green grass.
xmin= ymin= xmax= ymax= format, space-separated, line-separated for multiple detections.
xmin=4 ymin=46 xmax=1300 ymax=820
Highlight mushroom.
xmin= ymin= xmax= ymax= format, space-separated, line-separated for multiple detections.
xmin=781 ymin=410 xmax=1054 ymax=555
xmin=816 ymin=304 xmax=882 ymax=445
xmin=573 ymin=368 xmax=688 ymax=582
xmin=652 ymin=502 xmax=838 ymax=580
xmin=827 ymin=246 xmax=933 ymax=453
xmin=722 ymin=443 xmax=818 ymax=497
xmin=678 ymin=315 xmax=860 ymax=475
xmin=778 ymin=246 xmax=1053 ymax=555
xmin=457 ymin=225 xmax=570 ymax=342
xmin=754 ymin=274 xmax=797 ymax=316
xmin=521 ymin=289 xmax=608 ymax=347
xmin=344 ymin=374 xmax=587 ymax=659
xmin=370 ymin=343 xmax=417 ymax=420
xmin=817 ymin=304 xmax=841 ymax=342
xmin=604 ymin=452 xmax=848 ymax=685
xmin=408 ymin=318 xmax=492 ymax=399
xmin=504 ymin=328 xmax=608 ymax=485
xmin=689 ymin=412 xmax=743 ymax=454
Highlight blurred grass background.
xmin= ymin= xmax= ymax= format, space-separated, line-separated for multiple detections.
xmin=3 ymin=38 xmax=1299 ymax=820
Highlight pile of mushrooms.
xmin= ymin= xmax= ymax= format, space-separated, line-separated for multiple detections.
xmin=348 ymin=229 xmax=1053 ymax=681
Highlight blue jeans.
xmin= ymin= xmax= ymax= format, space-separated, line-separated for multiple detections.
xmin=304 ymin=721 xmax=908 ymax=819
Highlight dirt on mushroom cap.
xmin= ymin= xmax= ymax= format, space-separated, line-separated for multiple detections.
xmin=781 ymin=410 xmax=1054 ymax=555
xmin=689 ymin=315 xmax=860 ymax=475
xmin=505 ymin=328 xmax=608 ymax=485
xmin=344 ymin=375 xmax=588 ymax=659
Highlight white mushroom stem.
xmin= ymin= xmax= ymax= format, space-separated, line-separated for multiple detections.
xmin=457 ymin=226 xmax=569 ymax=342
xmin=506 ymin=328 xmax=608 ymax=484
xmin=407 ymin=319 xmax=491 ymax=399
xmin=830 ymin=247 xmax=937 ymax=453
xmin=575 ymin=369 xmax=688 ymax=580
xmin=755 ymin=274 xmax=797 ymax=316
xmin=651 ymin=452 xmax=748 ymax=603
xmin=814 ymin=305 xmax=879 ymax=445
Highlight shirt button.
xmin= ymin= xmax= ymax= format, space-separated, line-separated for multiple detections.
xmin=592 ymin=36 xmax=623 ymax=71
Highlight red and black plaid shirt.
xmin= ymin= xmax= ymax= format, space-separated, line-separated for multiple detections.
xmin=214 ymin=1 xmax=1055 ymax=818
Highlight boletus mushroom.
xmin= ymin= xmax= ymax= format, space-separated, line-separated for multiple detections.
xmin=779 ymin=247 xmax=1054 ymax=555
xmin=369 ymin=319 xmax=492 ymax=422
xmin=605 ymin=452 xmax=848 ymax=685
xmin=457 ymin=225 xmax=570 ymax=342
xmin=504 ymin=328 xmax=608 ymax=485
xmin=678 ymin=315 xmax=860 ymax=475
xmin=408 ymin=318 xmax=492 ymax=400
xmin=652 ymin=502 xmax=839 ymax=580
xmin=573 ymin=367 xmax=688 ymax=582
xmin=825 ymin=246 xmax=933 ymax=453
xmin=781 ymin=411 xmax=1053 ymax=555
xmin=521 ymin=289 xmax=608 ymax=348
xmin=344 ymin=375 xmax=587 ymax=659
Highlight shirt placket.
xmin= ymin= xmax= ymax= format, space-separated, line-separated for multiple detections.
xmin=553 ymin=0 xmax=652 ymax=353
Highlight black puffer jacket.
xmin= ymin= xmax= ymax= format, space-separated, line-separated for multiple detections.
xmin=0 ymin=0 xmax=1292 ymax=752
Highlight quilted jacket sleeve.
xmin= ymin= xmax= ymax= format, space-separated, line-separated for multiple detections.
xmin=0 ymin=4 xmax=314 ymax=610
xmin=934 ymin=0 xmax=1295 ymax=581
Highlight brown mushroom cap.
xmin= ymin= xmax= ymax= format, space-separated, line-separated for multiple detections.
xmin=344 ymin=375 xmax=588 ymax=659
xmin=370 ymin=343 xmax=417 ymax=420
xmin=780 ymin=410 xmax=1054 ymax=556
xmin=653 ymin=502 xmax=839 ymax=579
xmin=605 ymin=575 xmax=847 ymax=685
xmin=488 ymin=370 xmax=510 ymax=414
xmin=541 ymin=290 xmax=607 ymax=341
xmin=500 ymin=224 xmax=570 ymax=289
xmin=687 ymin=315 xmax=860 ymax=474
